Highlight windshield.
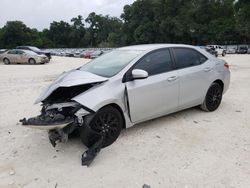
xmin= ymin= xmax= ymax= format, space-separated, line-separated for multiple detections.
xmin=80 ymin=50 xmax=143 ymax=77
xmin=25 ymin=50 xmax=38 ymax=55
xmin=29 ymin=46 xmax=41 ymax=51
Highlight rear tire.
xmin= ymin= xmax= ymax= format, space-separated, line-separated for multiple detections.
xmin=80 ymin=106 xmax=123 ymax=148
xmin=3 ymin=58 xmax=10 ymax=64
xmin=200 ymin=83 xmax=223 ymax=112
xmin=29 ymin=58 xmax=36 ymax=64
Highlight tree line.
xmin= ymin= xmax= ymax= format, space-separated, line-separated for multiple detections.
xmin=0 ymin=0 xmax=249 ymax=49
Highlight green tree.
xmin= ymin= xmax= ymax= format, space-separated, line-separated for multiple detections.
xmin=69 ymin=15 xmax=86 ymax=47
xmin=0 ymin=1 xmax=248 ymax=48
xmin=85 ymin=12 xmax=123 ymax=47
xmin=46 ymin=21 xmax=72 ymax=48
xmin=235 ymin=0 xmax=250 ymax=43
xmin=0 ymin=21 xmax=40 ymax=48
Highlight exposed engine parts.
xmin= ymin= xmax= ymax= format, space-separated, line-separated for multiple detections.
xmin=20 ymin=101 xmax=105 ymax=166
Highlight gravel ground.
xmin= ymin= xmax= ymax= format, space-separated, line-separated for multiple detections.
xmin=0 ymin=55 xmax=249 ymax=188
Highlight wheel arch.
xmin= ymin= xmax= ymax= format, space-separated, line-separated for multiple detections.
xmin=213 ymin=79 xmax=224 ymax=91
xmin=29 ymin=57 xmax=36 ymax=63
xmin=3 ymin=57 xmax=10 ymax=64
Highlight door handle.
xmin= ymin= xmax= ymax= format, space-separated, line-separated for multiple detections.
xmin=204 ymin=67 xmax=213 ymax=72
xmin=167 ymin=76 xmax=178 ymax=82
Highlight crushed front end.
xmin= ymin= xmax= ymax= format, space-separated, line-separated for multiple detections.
xmin=20 ymin=101 xmax=90 ymax=144
xmin=20 ymin=70 xmax=109 ymax=166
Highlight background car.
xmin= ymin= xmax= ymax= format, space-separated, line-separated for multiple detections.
xmin=207 ymin=45 xmax=226 ymax=56
xmin=205 ymin=46 xmax=218 ymax=57
xmin=1 ymin=49 xmax=49 ymax=64
xmin=237 ymin=46 xmax=248 ymax=54
xmin=226 ymin=47 xmax=237 ymax=54
xmin=16 ymin=46 xmax=51 ymax=60
xmin=82 ymin=50 xmax=93 ymax=58
xmin=0 ymin=49 xmax=8 ymax=54
xmin=90 ymin=50 xmax=104 ymax=59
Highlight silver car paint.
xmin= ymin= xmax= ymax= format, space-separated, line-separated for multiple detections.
xmin=126 ymin=69 xmax=179 ymax=123
xmin=35 ymin=70 xmax=108 ymax=103
xmin=36 ymin=44 xmax=230 ymax=128
xmin=0 ymin=50 xmax=48 ymax=64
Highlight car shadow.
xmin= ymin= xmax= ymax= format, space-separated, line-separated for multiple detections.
xmin=122 ymin=106 xmax=203 ymax=136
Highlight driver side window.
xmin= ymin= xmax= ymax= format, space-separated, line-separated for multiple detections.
xmin=17 ymin=50 xmax=25 ymax=54
xmin=133 ymin=49 xmax=173 ymax=76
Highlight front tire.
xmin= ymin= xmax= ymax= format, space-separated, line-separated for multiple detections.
xmin=29 ymin=58 xmax=36 ymax=64
xmin=3 ymin=58 xmax=10 ymax=64
xmin=201 ymin=83 xmax=223 ymax=112
xmin=80 ymin=106 xmax=123 ymax=148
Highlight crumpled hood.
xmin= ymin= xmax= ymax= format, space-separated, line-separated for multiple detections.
xmin=35 ymin=69 xmax=108 ymax=104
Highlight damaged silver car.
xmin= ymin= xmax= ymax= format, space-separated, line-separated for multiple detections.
xmin=20 ymin=44 xmax=230 ymax=165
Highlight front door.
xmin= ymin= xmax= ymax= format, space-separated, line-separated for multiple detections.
xmin=125 ymin=48 xmax=179 ymax=123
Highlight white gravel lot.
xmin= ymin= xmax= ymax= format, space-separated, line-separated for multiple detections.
xmin=0 ymin=55 xmax=249 ymax=188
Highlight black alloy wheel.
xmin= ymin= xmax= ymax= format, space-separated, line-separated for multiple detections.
xmin=201 ymin=83 xmax=223 ymax=112
xmin=80 ymin=106 xmax=123 ymax=148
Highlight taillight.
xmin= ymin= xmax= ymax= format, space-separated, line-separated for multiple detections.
xmin=224 ymin=63 xmax=229 ymax=69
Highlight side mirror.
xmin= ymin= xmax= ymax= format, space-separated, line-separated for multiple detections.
xmin=132 ymin=69 xmax=148 ymax=80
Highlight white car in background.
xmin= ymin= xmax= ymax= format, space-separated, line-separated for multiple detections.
xmin=226 ymin=47 xmax=237 ymax=54
xmin=1 ymin=49 xmax=49 ymax=64
xmin=207 ymin=45 xmax=226 ymax=56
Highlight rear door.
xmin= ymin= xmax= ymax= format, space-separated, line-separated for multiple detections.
xmin=125 ymin=48 xmax=179 ymax=123
xmin=172 ymin=47 xmax=213 ymax=109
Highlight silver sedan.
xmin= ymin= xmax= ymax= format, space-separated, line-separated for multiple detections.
xmin=21 ymin=44 xmax=230 ymax=155
xmin=1 ymin=49 xmax=49 ymax=64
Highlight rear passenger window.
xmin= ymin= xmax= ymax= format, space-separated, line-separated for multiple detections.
xmin=134 ymin=49 xmax=173 ymax=76
xmin=7 ymin=50 xmax=16 ymax=54
xmin=173 ymin=48 xmax=207 ymax=69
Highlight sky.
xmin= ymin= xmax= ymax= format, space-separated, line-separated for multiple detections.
xmin=0 ymin=0 xmax=135 ymax=30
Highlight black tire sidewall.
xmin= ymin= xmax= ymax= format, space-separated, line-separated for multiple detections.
xmin=205 ymin=83 xmax=223 ymax=111
xmin=4 ymin=58 xmax=10 ymax=64
xmin=29 ymin=58 xmax=36 ymax=64
xmin=80 ymin=106 xmax=123 ymax=148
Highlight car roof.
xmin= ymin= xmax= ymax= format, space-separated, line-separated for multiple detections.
xmin=17 ymin=46 xmax=34 ymax=48
xmin=8 ymin=49 xmax=37 ymax=54
xmin=118 ymin=44 xmax=196 ymax=51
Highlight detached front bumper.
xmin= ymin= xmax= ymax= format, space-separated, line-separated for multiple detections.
xmin=20 ymin=117 xmax=73 ymax=130
xmin=20 ymin=101 xmax=107 ymax=166
xmin=20 ymin=101 xmax=91 ymax=130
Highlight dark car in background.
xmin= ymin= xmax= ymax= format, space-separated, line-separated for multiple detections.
xmin=0 ymin=49 xmax=8 ymax=54
xmin=16 ymin=46 xmax=51 ymax=60
xmin=237 ymin=46 xmax=248 ymax=54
